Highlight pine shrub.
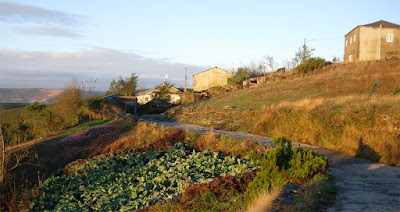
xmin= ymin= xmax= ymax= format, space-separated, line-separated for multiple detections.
xmin=297 ymin=57 xmax=329 ymax=74
xmin=245 ymin=136 xmax=328 ymax=200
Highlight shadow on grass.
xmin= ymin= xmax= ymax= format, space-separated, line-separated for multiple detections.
xmin=8 ymin=118 xmax=121 ymax=191
xmin=356 ymin=137 xmax=381 ymax=162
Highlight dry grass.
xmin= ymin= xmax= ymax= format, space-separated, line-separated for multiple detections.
xmin=98 ymin=122 xmax=180 ymax=155
xmin=189 ymin=130 xmax=269 ymax=157
xmin=169 ymin=60 xmax=400 ymax=166
xmin=246 ymin=186 xmax=281 ymax=212
xmin=202 ymin=60 xmax=400 ymax=110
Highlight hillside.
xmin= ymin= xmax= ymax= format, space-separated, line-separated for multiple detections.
xmin=0 ymin=102 xmax=30 ymax=111
xmin=0 ymin=88 xmax=105 ymax=103
xmin=202 ymin=60 xmax=400 ymax=109
xmin=0 ymin=88 xmax=64 ymax=103
xmin=168 ymin=60 xmax=400 ymax=165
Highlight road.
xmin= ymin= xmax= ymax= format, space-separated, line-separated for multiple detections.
xmin=141 ymin=116 xmax=400 ymax=212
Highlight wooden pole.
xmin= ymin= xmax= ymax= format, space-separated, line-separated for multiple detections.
xmin=302 ymin=38 xmax=306 ymax=63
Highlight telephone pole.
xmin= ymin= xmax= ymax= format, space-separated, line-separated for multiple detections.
xmin=302 ymin=38 xmax=306 ymax=63
xmin=184 ymin=67 xmax=187 ymax=93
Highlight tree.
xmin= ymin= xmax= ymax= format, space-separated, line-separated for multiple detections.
xmin=228 ymin=68 xmax=249 ymax=86
xmin=265 ymin=55 xmax=276 ymax=72
xmin=107 ymin=73 xmax=138 ymax=96
xmin=294 ymin=43 xmax=315 ymax=66
xmin=53 ymin=79 xmax=84 ymax=127
xmin=154 ymin=82 xmax=174 ymax=100
xmin=27 ymin=102 xmax=48 ymax=135
xmin=332 ymin=56 xmax=341 ymax=63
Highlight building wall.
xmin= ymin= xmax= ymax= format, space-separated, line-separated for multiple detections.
xmin=344 ymin=28 xmax=360 ymax=62
xmin=137 ymin=92 xmax=153 ymax=105
xmin=137 ymin=92 xmax=181 ymax=105
xmin=379 ymin=27 xmax=400 ymax=59
xmin=193 ymin=67 xmax=233 ymax=92
xmin=344 ymin=26 xmax=400 ymax=62
xmin=168 ymin=94 xmax=181 ymax=104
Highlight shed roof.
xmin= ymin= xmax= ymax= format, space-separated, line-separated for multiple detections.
xmin=193 ymin=66 xmax=233 ymax=76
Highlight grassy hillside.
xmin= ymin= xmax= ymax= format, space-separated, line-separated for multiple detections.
xmin=203 ymin=60 xmax=400 ymax=109
xmin=168 ymin=60 xmax=400 ymax=166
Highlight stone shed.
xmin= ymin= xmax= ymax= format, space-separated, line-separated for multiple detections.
xmin=193 ymin=67 xmax=233 ymax=92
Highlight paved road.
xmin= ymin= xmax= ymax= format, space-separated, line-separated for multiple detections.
xmin=141 ymin=117 xmax=400 ymax=212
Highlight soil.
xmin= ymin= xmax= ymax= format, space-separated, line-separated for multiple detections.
xmin=140 ymin=116 xmax=400 ymax=212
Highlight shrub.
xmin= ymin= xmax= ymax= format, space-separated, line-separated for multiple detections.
xmin=228 ymin=69 xmax=249 ymax=86
xmin=245 ymin=136 xmax=328 ymax=201
xmin=297 ymin=57 xmax=328 ymax=74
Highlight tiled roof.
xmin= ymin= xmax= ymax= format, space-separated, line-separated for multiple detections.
xmin=363 ymin=20 xmax=400 ymax=28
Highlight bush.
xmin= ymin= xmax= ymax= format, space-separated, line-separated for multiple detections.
xmin=245 ymin=136 xmax=328 ymax=201
xmin=228 ymin=69 xmax=248 ymax=86
xmin=297 ymin=57 xmax=328 ymax=74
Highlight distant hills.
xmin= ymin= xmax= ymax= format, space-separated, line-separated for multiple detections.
xmin=0 ymin=88 xmax=105 ymax=103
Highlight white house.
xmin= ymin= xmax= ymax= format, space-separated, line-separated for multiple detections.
xmin=136 ymin=84 xmax=183 ymax=105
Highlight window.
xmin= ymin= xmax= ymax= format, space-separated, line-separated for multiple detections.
xmin=350 ymin=37 xmax=352 ymax=45
xmin=354 ymin=34 xmax=356 ymax=42
xmin=386 ymin=34 xmax=393 ymax=42
xmin=346 ymin=40 xmax=348 ymax=47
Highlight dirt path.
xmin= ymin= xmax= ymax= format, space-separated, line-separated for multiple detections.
xmin=141 ymin=117 xmax=400 ymax=212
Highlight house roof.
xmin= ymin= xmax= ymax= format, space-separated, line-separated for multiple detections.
xmin=137 ymin=84 xmax=182 ymax=96
xmin=362 ymin=20 xmax=400 ymax=28
xmin=345 ymin=20 xmax=400 ymax=36
xmin=119 ymin=95 xmax=137 ymax=99
xmin=193 ymin=66 xmax=233 ymax=76
xmin=136 ymin=89 xmax=151 ymax=96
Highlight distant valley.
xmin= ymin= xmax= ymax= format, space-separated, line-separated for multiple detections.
xmin=0 ymin=88 xmax=104 ymax=104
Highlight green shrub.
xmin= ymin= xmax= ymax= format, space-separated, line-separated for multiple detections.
xmin=297 ymin=57 xmax=328 ymax=74
xmin=228 ymin=69 xmax=249 ymax=86
xmin=245 ymin=136 xmax=328 ymax=200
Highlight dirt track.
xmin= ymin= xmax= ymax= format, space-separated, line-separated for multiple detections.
xmin=141 ymin=117 xmax=400 ymax=212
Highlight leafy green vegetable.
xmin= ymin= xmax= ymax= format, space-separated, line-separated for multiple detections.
xmin=33 ymin=143 xmax=258 ymax=211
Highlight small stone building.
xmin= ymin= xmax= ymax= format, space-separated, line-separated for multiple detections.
xmin=102 ymin=94 xmax=137 ymax=114
xmin=344 ymin=20 xmax=400 ymax=62
xmin=243 ymin=76 xmax=266 ymax=88
xmin=136 ymin=84 xmax=182 ymax=105
xmin=193 ymin=67 xmax=233 ymax=92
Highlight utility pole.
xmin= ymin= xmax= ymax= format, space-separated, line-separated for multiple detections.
xmin=184 ymin=67 xmax=187 ymax=93
xmin=379 ymin=24 xmax=382 ymax=60
xmin=302 ymin=38 xmax=306 ymax=63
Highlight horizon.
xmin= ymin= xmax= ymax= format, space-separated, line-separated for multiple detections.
xmin=1 ymin=0 xmax=399 ymax=90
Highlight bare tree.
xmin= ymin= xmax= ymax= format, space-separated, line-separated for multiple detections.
xmin=265 ymin=55 xmax=276 ymax=72
xmin=295 ymin=43 xmax=315 ymax=65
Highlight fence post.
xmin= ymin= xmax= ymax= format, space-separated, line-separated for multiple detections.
xmin=368 ymin=80 xmax=379 ymax=98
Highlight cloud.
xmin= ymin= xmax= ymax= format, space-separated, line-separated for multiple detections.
xmin=15 ymin=25 xmax=81 ymax=38
xmin=0 ymin=1 xmax=82 ymax=25
xmin=0 ymin=48 xmax=206 ymax=90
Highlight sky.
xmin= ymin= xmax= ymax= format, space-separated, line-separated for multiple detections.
xmin=0 ymin=0 xmax=399 ymax=90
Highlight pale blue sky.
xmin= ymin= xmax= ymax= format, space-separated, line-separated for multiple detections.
xmin=0 ymin=0 xmax=399 ymax=90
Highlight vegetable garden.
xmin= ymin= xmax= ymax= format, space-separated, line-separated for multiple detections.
xmin=32 ymin=143 xmax=258 ymax=211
